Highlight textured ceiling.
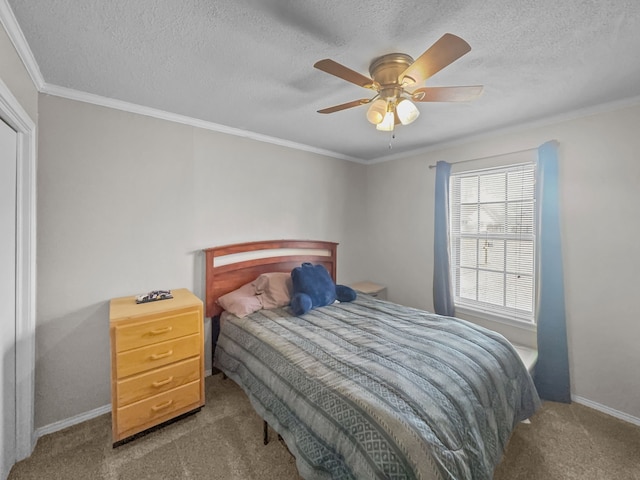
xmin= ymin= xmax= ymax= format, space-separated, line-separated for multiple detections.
xmin=8 ymin=0 xmax=640 ymax=161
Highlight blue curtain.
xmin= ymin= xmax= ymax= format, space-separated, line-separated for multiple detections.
xmin=534 ymin=141 xmax=571 ymax=403
xmin=433 ymin=161 xmax=455 ymax=316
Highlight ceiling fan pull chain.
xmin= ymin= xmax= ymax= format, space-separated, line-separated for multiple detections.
xmin=388 ymin=132 xmax=395 ymax=150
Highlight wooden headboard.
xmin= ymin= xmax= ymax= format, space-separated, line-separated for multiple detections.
xmin=203 ymin=240 xmax=338 ymax=318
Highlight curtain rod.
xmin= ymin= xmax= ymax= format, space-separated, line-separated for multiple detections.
xmin=427 ymin=147 xmax=538 ymax=169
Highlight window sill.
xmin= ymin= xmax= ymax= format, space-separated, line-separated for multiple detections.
xmin=511 ymin=344 xmax=538 ymax=374
xmin=455 ymin=306 xmax=537 ymax=333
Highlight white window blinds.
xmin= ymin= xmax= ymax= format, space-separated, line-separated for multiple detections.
xmin=450 ymin=163 xmax=536 ymax=323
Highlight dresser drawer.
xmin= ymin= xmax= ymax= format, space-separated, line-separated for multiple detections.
xmin=116 ymin=380 xmax=201 ymax=437
xmin=117 ymin=357 xmax=201 ymax=407
xmin=116 ymin=334 xmax=200 ymax=378
xmin=115 ymin=310 xmax=200 ymax=352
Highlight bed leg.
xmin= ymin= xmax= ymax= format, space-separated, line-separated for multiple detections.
xmin=263 ymin=420 xmax=269 ymax=445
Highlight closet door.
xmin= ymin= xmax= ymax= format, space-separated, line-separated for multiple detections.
xmin=0 ymin=117 xmax=17 ymax=480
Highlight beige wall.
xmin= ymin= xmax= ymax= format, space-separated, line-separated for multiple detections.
xmin=36 ymin=93 xmax=640 ymax=428
xmin=362 ymin=102 xmax=640 ymax=420
xmin=36 ymin=94 xmax=367 ymax=428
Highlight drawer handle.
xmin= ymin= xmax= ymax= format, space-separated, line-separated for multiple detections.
xmin=149 ymin=350 xmax=173 ymax=361
xmin=149 ymin=326 xmax=173 ymax=335
xmin=151 ymin=376 xmax=174 ymax=388
xmin=151 ymin=400 xmax=174 ymax=412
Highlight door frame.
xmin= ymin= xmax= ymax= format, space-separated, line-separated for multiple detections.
xmin=0 ymin=78 xmax=36 ymax=460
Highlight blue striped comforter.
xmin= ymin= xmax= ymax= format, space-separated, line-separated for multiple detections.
xmin=214 ymin=295 xmax=541 ymax=480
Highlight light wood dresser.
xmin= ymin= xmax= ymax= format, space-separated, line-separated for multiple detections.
xmin=109 ymin=288 xmax=205 ymax=446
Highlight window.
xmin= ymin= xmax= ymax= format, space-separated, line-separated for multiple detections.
xmin=449 ymin=163 xmax=536 ymax=323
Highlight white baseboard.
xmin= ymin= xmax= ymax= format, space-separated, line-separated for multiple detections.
xmin=572 ymin=395 xmax=640 ymax=427
xmin=35 ymin=404 xmax=112 ymax=439
xmin=35 ymin=371 xmax=215 ymax=439
xmin=33 ymin=382 xmax=638 ymax=442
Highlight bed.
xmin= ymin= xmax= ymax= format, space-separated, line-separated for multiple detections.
xmin=204 ymin=240 xmax=541 ymax=480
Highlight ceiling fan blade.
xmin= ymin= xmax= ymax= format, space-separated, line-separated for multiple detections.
xmin=400 ymin=33 xmax=472 ymax=86
xmin=317 ymin=98 xmax=372 ymax=114
xmin=411 ymin=85 xmax=483 ymax=102
xmin=314 ymin=59 xmax=375 ymax=89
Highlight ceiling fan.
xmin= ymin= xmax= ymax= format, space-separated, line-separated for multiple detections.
xmin=314 ymin=33 xmax=483 ymax=131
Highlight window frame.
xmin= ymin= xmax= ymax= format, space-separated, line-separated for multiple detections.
xmin=449 ymin=162 xmax=537 ymax=325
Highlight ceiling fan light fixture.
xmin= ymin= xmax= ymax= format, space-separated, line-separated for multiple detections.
xmin=376 ymin=110 xmax=395 ymax=131
xmin=314 ymin=34 xmax=481 ymax=135
xmin=396 ymin=98 xmax=420 ymax=125
xmin=366 ymin=98 xmax=387 ymax=124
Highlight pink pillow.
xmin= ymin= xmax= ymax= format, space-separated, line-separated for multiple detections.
xmin=253 ymin=272 xmax=293 ymax=309
xmin=216 ymin=283 xmax=262 ymax=318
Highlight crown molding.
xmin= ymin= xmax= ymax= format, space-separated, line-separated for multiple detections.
xmin=0 ymin=0 xmax=44 ymax=90
xmin=40 ymin=83 xmax=366 ymax=164
xmin=369 ymin=93 xmax=640 ymax=164
xmin=37 ymin=81 xmax=640 ymax=166
xmin=36 ymin=82 xmax=640 ymax=166
xmin=0 ymin=0 xmax=364 ymax=165
xmin=6 ymin=0 xmax=639 ymax=166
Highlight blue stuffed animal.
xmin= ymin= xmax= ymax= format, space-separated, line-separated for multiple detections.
xmin=290 ymin=263 xmax=357 ymax=316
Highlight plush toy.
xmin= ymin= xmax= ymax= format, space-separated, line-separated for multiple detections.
xmin=290 ymin=263 xmax=357 ymax=316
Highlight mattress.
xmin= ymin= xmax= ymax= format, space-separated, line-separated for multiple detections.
xmin=214 ymin=294 xmax=541 ymax=480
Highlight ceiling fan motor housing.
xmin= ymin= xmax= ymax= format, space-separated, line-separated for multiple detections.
xmin=369 ymin=53 xmax=415 ymax=91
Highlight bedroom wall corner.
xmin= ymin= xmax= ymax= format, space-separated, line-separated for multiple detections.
xmin=191 ymin=128 xmax=368 ymax=372
xmin=359 ymin=156 xmax=435 ymax=310
xmin=362 ymin=102 xmax=640 ymax=422
xmin=35 ymin=94 xmax=368 ymax=429
xmin=36 ymin=94 xmax=197 ymax=429
xmin=190 ymin=128 xmax=367 ymax=266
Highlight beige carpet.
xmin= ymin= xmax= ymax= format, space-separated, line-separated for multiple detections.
xmin=9 ymin=373 xmax=640 ymax=479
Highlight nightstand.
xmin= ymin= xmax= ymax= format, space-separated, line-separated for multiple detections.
xmin=109 ymin=288 xmax=205 ymax=445
xmin=350 ymin=281 xmax=387 ymax=300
